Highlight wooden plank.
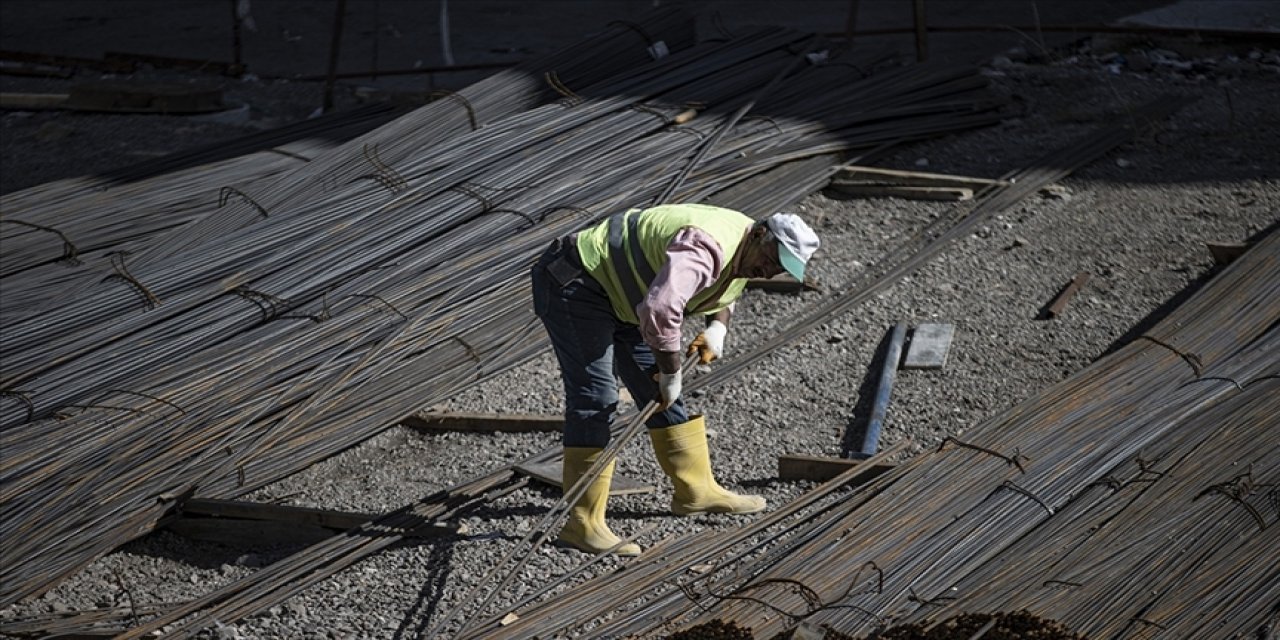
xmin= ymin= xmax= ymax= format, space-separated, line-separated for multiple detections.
xmin=515 ymin=460 xmax=656 ymax=496
xmin=403 ymin=411 xmax=563 ymax=433
xmin=103 ymin=51 xmax=245 ymax=76
xmin=827 ymin=184 xmax=973 ymax=201
xmin=745 ymin=276 xmax=820 ymax=293
xmin=65 ymin=81 xmax=225 ymax=113
xmin=167 ymin=517 xmax=337 ymax=548
xmin=181 ymin=498 xmax=377 ymax=531
xmin=1204 ymin=241 xmax=1250 ymax=265
xmin=1045 ymin=272 xmax=1091 ymax=319
xmin=834 ymin=165 xmax=1008 ymax=188
xmin=170 ymin=499 xmax=461 ymax=547
xmin=0 ymin=92 xmax=69 ymax=110
xmin=0 ymin=60 xmax=74 ymax=78
xmin=776 ymin=454 xmax=895 ymax=483
xmin=902 ymin=322 xmax=954 ymax=370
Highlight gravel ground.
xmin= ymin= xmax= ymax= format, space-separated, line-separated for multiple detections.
xmin=2 ymin=34 xmax=1278 ymax=640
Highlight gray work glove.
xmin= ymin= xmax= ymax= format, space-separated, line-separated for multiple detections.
xmin=656 ymin=370 xmax=682 ymax=410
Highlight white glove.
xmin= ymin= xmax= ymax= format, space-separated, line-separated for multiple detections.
xmin=656 ymin=370 xmax=682 ymax=410
xmin=687 ymin=320 xmax=727 ymax=364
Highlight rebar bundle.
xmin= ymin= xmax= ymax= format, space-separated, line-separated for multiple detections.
xmin=0 ymin=12 xmax=1002 ymax=617
xmin=453 ymin=102 xmax=1279 ymax=639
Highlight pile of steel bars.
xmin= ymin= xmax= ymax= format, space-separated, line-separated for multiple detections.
xmin=0 ymin=8 xmax=696 ymax=320
xmin=483 ymin=220 xmax=1278 ymax=637
xmin=0 ymin=104 xmax=403 ymax=321
xmin=0 ymin=12 xmax=1003 ymax=615
xmin=449 ymin=102 xmax=1279 ymax=639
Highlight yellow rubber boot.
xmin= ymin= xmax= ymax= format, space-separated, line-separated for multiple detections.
xmin=557 ymin=448 xmax=641 ymax=556
xmin=649 ymin=416 xmax=767 ymax=516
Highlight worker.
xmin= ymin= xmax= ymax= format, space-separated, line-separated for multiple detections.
xmin=531 ymin=203 xmax=819 ymax=556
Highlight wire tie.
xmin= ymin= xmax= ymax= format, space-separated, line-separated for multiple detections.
xmin=667 ymin=127 xmax=707 ymax=141
xmin=1000 ymin=479 xmax=1055 ymax=515
xmin=0 ymin=389 xmax=35 ymax=422
xmin=281 ymin=291 xmax=332 ymax=323
xmin=427 ymin=90 xmax=478 ymax=130
xmin=488 ymin=208 xmax=538 ymax=227
xmin=453 ymin=336 xmax=481 ymax=362
xmin=352 ymin=172 xmax=405 ymax=194
xmin=2 ymin=219 xmax=80 ymax=263
xmin=362 ymin=143 xmax=408 ymax=190
xmin=62 ymin=403 xmax=151 ymax=416
xmin=105 ymin=389 xmax=187 ymax=415
xmin=907 ymin=587 xmax=956 ymax=607
xmin=232 ymin=287 xmax=289 ymax=321
xmin=349 ymin=293 xmax=407 ymax=321
xmin=451 ymin=183 xmax=495 ymax=211
xmin=544 ymin=71 xmax=582 ymax=106
xmin=627 ymin=102 xmax=669 ymax=123
xmin=1135 ymin=457 xmax=1169 ymax=478
xmin=1191 ymin=375 xmax=1245 ymax=391
xmin=741 ymin=114 xmax=784 ymax=134
xmin=1088 ymin=476 xmax=1124 ymax=491
xmin=103 ymin=252 xmax=161 ymax=310
xmin=537 ymin=204 xmax=591 ymax=223
xmin=1136 ymin=334 xmax=1203 ymax=376
xmin=605 ymin=20 xmax=654 ymax=45
xmin=217 ymin=186 xmax=270 ymax=218
xmin=1195 ymin=470 xmax=1270 ymax=531
xmin=938 ymin=436 xmax=1028 ymax=473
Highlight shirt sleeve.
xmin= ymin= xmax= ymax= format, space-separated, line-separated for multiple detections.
xmin=636 ymin=227 xmax=726 ymax=352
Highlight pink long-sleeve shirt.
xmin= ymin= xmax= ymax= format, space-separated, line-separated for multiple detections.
xmin=636 ymin=227 xmax=730 ymax=352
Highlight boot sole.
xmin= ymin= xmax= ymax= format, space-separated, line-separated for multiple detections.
xmin=554 ymin=537 xmax=642 ymax=556
xmin=671 ymin=503 xmax=767 ymax=516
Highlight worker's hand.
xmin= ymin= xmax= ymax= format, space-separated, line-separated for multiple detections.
xmin=687 ymin=320 xmax=728 ymax=364
xmin=655 ymin=370 xmax=682 ymax=410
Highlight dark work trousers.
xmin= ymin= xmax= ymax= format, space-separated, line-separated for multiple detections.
xmin=531 ymin=236 xmax=689 ymax=448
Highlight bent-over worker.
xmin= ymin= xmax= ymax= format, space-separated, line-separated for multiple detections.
xmin=531 ymin=203 xmax=820 ymax=556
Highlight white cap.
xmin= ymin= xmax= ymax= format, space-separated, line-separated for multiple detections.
xmin=765 ymin=212 xmax=819 ymax=281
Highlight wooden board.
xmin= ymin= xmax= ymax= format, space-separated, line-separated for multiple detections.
xmin=834 ymin=165 xmax=1008 ymax=188
xmin=182 ymin=498 xmax=376 ymax=531
xmin=516 ymin=460 xmax=656 ymax=496
xmin=828 ymin=184 xmax=973 ymax=201
xmin=1045 ymin=272 xmax=1091 ymax=318
xmin=167 ymin=517 xmax=337 ymax=548
xmin=1204 ymin=241 xmax=1250 ymax=265
xmin=776 ymin=453 xmax=895 ymax=484
xmin=403 ymin=412 xmax=563 ymax=433
xmin=0 ymin=92 xmax=69 ymax=110
xmin=746 ymin=276 xmax=819 ymax=293
xmin=65 ymin=81 xmax=225 ymax=113
xmin=902 ymin=322 xmax=955 ymax=370
xmin=171 ymin=499 xmax=460 ymax=547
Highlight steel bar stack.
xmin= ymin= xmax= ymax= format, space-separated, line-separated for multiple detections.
xmin=0 ymin=12 xmax=1002 ymax=619
xmin=458 ymin=107 xmax=1279 ymax=639
xmin=0 ymin=9 xmax=697 ymax=320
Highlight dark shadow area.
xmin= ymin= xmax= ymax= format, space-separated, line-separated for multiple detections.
xmin=391 ymin=538 xmax=458 ymax=640
xmin=1099 ymin=217 xmax=1280 ymax=359
xmin=96 ymin=102 xmax=405 ymax=186
xmin=840 ymin=326 xmax=898 ymax=459
xmin=119 ymin=527 xmax=310 ymax=571
xmin=3 ymin=0 xmax=1276 ymax=196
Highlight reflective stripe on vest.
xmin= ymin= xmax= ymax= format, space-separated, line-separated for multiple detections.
xmin=606 ymin=211 xmax=657 ymax=313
